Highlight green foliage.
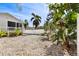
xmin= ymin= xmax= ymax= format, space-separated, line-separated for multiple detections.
xmin=9 ymin=29 xmax=22 ymax=37
xmin=44 ymin=20 xmax=49 ymax=31
xmin=24 ymin=19 xmax=28 ymax=29
xmin=0 ymin=30 xmax=7 ymax=37
xmin=69 ymin=3 xmax=79 ymax=13
xmin=31 ymin=13 xmax=41 ymax=29
xmin=15 ymin=28 xmax=22 ymax=36
xmin=44 ymin=3 xmax=77 ymax=45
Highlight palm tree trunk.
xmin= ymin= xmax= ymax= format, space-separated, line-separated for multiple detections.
xmin=35 ymin=26 xmax=37 ymax=29
xmin=35 ymin=25 xmax=38 ymax=29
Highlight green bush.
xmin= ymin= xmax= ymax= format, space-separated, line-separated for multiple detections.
xmin=8 ymin=29 xmax=22 ymax=37
xmin=15 ymin=28 xmax=22 ymax=36
xmin=0 ymin=30 xmax=7 ymax=37
xmin=0 ymin=29 xmax=22 ymax=37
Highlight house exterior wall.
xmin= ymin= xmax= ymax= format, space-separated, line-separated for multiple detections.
xmin=0 ymin=13 xmax=7 ymax=31
xmin=0 ymin=13 xmax=23 ymax=32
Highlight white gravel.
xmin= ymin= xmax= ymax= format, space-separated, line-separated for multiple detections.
xmin=0 ymin=29 xmax=77 ymax=56
xmin=0 ymin=35 xmax=52 ymax=56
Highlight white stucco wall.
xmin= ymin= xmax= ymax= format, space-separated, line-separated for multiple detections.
xmin=0 ymin=13 xmax=23 ymax=31
xmin=0 ymin=13 xmax=7 ymax=31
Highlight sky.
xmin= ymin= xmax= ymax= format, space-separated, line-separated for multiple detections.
xmin=0 ymin=3 xmax=49 ymax=27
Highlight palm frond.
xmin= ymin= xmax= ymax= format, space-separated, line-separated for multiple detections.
xmin=31 ymin=17 xmax=34 ymax=21
xmin=32 ymin=13 xmax=35 ymax=16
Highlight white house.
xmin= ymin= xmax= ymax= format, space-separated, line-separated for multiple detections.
xmin=0 ymin=13 xmax=24 ymax=32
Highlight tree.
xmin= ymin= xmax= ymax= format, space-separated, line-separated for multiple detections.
xmin=31 ymin=13 xmax=41 ymax=29
xmin=44 ymin=3 xmax=77 ymax=55
xmin=24 ymin=19 xmax=28 ymax=29
xmin=44 ymin=15 xmax=54 ymax=40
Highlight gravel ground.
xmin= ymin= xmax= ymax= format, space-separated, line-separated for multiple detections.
xmin=0 ymin=29 xmax=77 ymax=56
xmin=0 ymin=35 xmax=77 ymax=56
xmin=0 ymin=35 xmax=53 ymax=56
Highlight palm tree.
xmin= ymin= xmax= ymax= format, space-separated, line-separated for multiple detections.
xmin=31 ymin=13 xmax=41 ymax=29
xmin=24 ymin=19 xmax=28 ymax=29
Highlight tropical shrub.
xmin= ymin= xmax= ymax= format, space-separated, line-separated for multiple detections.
xmin=8 ymin=29 xmax=22 ymax=37
xmin=0 ymin=30 xmax=7 ymax=37
xmin=15 ymin=28 xmax=22 ymax=36
xmin=44 ymin=3 xmax=77 ymax=55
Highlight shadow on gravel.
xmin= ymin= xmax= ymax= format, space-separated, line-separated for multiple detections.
xmin=68 ymin=44 xmax=77 ymax=56
xmin=46 ymin=44 xmax=64 ymax=56
xmin=46 ymin=44 xmax=77 ymax=56
xmin=41 ymin=38 xmax=49 ymax=41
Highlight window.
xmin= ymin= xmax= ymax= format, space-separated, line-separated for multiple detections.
xmin=17 ymin=23 xmax=19 ymax=27
xmin=17 ymin=23 xmax=22 ymax=27
xmin=8 ymin=21 xmax=16 ymax=27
